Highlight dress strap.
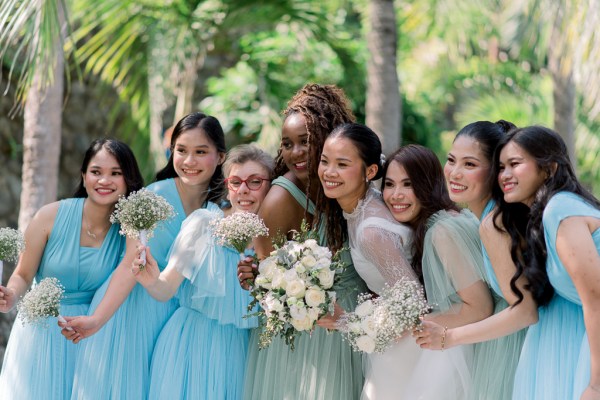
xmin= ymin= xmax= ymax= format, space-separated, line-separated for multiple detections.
xmin=272 ymin=176 xmax=316 ymax=215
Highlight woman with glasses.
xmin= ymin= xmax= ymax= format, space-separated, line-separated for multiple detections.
xmin=129 ymin=144 xmax=274 ymax=399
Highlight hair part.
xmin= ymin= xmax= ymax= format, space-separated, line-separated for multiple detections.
xmin=74 ymin=139 xmax=144 ymax=198
xmin=382 ymin=144 xmax=459 ymax=284
xmin=155 ymin=112 xmax=227 ymax=204
xmin=223 ymin=144 xmax=275 ymax=179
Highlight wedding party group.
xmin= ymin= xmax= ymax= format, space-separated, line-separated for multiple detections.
xmin=0 ymin=83 xmax=597 ymax=400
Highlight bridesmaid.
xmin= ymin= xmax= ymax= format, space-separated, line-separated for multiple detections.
xmin=130 ymin=144 xmax=274 ymax=399
xmin=0 ymin=139 xmax=143 ymax=399
xmin=240 ymin=84 xmax=368 ymax=400
xmin=381 ymin=144 xmax=493 ymax=399
xmin=444 ymin=120 xmax=527 ymax=399
xmin=62 ymin=112 xmax=226 ymax=399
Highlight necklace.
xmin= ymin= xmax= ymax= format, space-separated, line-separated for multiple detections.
xmin=83 ymin=210 xmax=107 ymax=240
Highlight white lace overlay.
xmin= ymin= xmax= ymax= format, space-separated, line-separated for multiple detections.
xmin=343 ymin=187 xmax=417 ymax=294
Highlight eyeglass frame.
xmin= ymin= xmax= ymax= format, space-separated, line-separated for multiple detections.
xmin=224 ymin=175 xmax=270 ymax=192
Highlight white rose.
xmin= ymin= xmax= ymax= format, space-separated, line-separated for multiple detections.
xmin=313 ymin=258 xmax=330 ymax=271
xmin=361 ymin=316 xmax=377 ymax=338
xmin=271 ymin=269 xmax=286 ymax=289
xmin=355 ymin=300 xmax=374 ymax=317
xmin=355 ymin=335 xmax=376 ymax=353
xmin=347 ymin=321 xmax=362 ymax=334
xmin=295 ymin=263 xmax=306 ymax=274
xmin=314 ymin=246 xmax=331 ymax=260
xmin=301 ymin=254 xmax=317 ymax=269
xmin=291 ymin=316 xmax=313 ymax=331
xmin=289 ymin=304 xmax=307 ymax=320
xmin=254 ymin=276 xmax=271 ymax=289
xmin=286 ymin=279 xmax=306 ymax=298
xmin=304 ymin=239 xmax=318 ymax=251
xmin=307 ymin=306 xmax=321 ymax=322
xmin=258 ymin=258 xmax=277 ymax=278
xmin=286 ymin=297 xmax=298 ymax=306
xmin=271 ymin=299 xmax=284 ymax=312
xmin=305 ymin=288 xmax=326 ymax=307
xmin=283 ymin=269 xmax=299 ymax=282
xmin=317 ymin=268 xmax=335 ymax=289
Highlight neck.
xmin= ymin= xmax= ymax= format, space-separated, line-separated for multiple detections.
xmin=84 ymin=198 xmax=113 ymax=225
xmin=469 ymin=197 xmax=491 ymax=220
xmin=338 ymin=185 xmax=369 ymax=213
xmin=175 ymin=177 xmax=209 ymax=215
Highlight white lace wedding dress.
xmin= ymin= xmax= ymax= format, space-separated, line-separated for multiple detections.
xmin=344 ymin=188 xmax=475 ymax=400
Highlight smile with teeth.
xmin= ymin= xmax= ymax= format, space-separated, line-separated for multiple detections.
xmin=294 ymin=161 xmax=307 ymax=168
xmin=238 ymin=200 xmax=254 ymax=206
xmin=450 ymin=183 xmax=467 ymax=191
xmin=96 ymin=188 xmax=114 ymax=194
xmin=503 ymin=182 xmax=516 ymax=191
xmin=182 ymin=168 xmax=201 ymax=175
xmin=390 ymin=204 xmax=410 ymax=211
xmin=324 ymin=181 xmax=341 ymax=188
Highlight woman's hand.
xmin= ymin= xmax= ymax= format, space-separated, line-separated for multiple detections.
xmin=413 ymin=320 xmax=450 ymax=350
xmin=317 ymin=302 xmax=345 ymax=330
xmin=130 ymin=245 xmax=160 ymax=289
xmin=0 ymin=286 xmax=17 ymax=313
xmin=58 ymin=315 xmax=104 ymax=343
xmin=237 ymin=256 xmax=257 ymax=291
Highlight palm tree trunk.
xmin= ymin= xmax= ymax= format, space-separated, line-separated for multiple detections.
xmin=365 ymin=0 xmax=401 ymax=152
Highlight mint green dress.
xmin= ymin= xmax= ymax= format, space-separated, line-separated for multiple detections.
xmin=243 ymin=176 xmax=368 ymax=400
xmin=470 ymin=200 xmax=527 ymax=400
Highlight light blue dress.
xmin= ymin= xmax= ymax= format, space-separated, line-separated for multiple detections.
xmin=0 ymin=198 xmax=124 ymax=400
xmin=71 ymin=178 xmax=186 ymax=399
xmin=543 ymin=192 xmax=599 ymax=399
xmin=512 ymin=192 xmax=588 ymax=399
xmin=148 ymin=203 xmax=258 ymax=399
xmin=470 ymin=200 xmax=527 ymax=400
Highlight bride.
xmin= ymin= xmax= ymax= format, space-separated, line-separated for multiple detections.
xmin=317 ymin=123 xmax=493 ymax=399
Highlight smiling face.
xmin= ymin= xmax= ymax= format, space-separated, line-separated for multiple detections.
xmin=382 ymin=160 xmax=422 ymax=225
xmin=280 ymin=113 xmax=310 ymax=184
xmin=444 ymin=136 xmax=492 ymax=212
xmin=226 ymin=160 xmax=271 ymax=214
xmin=498 ymin=141 xmax=546 ymax=206
xmin=318 ymin=136 xmax=375 ymax=212
xmin=172 ymin=128 xmax=224 ymax=189
xmin=82 ymin=148 xmax=127 ymax=206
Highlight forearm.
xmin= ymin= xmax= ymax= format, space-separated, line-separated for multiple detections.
xmin=584 ymin=308 xmax=600 ymax=387
xmin=143 ymin=271 xmax=182 ymax=302
xmin=426 ymin=302 xmax=491 ymax=329
xmin=6 ymin=274 xmax=31 ymax=301
xmin=446 ymin=301 xmax=537 ymax=347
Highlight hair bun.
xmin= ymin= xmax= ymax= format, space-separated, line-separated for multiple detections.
xmin=495 ymin=119 xmax=517 ymax=134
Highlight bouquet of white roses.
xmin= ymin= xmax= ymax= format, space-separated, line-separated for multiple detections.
xmin=210 ymin=212 xmax=269 ymax=260
xmin=340 ymin=277 xmax=430 ymax=354
xmin=110 ymin=188 xmax=175 ymax=266
xmin=0 ymin=227 xmax=25 ymax=282
xmin=17 ymin=277 xmax=71 ymax=330
xmin=248 ymin=222 xmax=345 ymax=350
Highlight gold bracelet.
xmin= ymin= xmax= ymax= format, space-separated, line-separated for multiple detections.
xmin=441 ymin=326 xmax=448 ymax=351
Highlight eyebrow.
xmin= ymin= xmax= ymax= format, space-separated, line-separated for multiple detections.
xmin=175 ymin=144 xmax=210 ymax=148
xmin=448 ymin=152 xmax=481 ymax=162
xmin=89 ymin=165 xmax=122 ymax=170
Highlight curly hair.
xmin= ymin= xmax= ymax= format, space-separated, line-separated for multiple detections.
xmin=274 ymin=83 xmax=355 ymax=250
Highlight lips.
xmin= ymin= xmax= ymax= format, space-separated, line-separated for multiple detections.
xmin=389 ymin=203 xmax=410 ymax=211
xmin=449 ymin=182 xmax=467 ymax=192
xmin=95 ymin=188 xmax=115 ymax=195
xmin=502 ymin=182 xmax=516 ymax=192
xmin=324 ymin=180 xmax=341 ymax=188
xmin=293 ymin=161 xmax=307 ymax=169
xmin=182 ymin=168 xmax=201 ymax=175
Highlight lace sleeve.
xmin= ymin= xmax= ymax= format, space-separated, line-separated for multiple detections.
xmin=356 ymin=223 xmax=418 ymax=286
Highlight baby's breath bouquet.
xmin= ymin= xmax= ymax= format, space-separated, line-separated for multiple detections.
xmin=209 ymin=212 xmax=269 ymax=260
xmin=248 ymin=221 xmax=346 ymax=350
xmin=110 ymin=188 xmax=175 ymax=266
xmin=340 ymin=277 xmax=430 ymax=354
xmin=17 ymin=277 xmax=71 ymax=329
xmin=0 ymin=227 xmax=26 ymax=283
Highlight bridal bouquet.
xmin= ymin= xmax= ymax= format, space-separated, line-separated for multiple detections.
xmin=110 ymin=188 xmax=175 ymax=266
xmin=0 ymin=227 xmax=25 ymax=282
xmin=248 ymin=222 xmax=345 ymax=350
xmin=340 ymin=277 xmax=430 ymax=353
xmin=210 ymin=212 xmax=269 ymax=260
xmin=17 ymin=277 xmax=70 ymax=329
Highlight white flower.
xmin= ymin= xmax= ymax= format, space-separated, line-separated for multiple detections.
xmin=270 ymin=269 xmax=286 ymax=289
xmin=17 ymin=277 xmax=65 ymax=327
xmin=209 ymin=211 xmax=268 ymax=253
xmin=258 ymin=258 xmax=277 ymax=278
xmin=317 ymin=268 xmax=335 ymax=289
xmin=294 ymin=263 xmax=306 ymax=274
xmin=289 ymin=304 xmax=307 ymax=320
xmin=347 ymin=321 xmax=363 ymax=334
xmin=110 ymin=189 xmax=175 ymax=239
xmin=301 ymin=254 xmax=317 ymax=269
xmin=304 ymin=239 xmax=319 ymax=251
xmin=283 ymin=269 xmax=299 ymax=282
xmin=361 ymin=316 xmax=377 ymax=338
xmin=291 ymin=316 xmax=313 ymax=331
xmin=305 ymin=288 xmax=326 ymax=307
xmin=355 ymin=335 xmax=376 ymax=353
xmin=307 ymin=307 xmax=320 ymax=321
xmin=254 ymin=276 xmax=271 ymax=289
xmin=0 ymin=228 xmax=25 ymax=262
xmin=354 ymin=299 xmax=374 ymax=317
xmin=286 ymin=279 xmax=306 ymax=298
xmin=264 ymin=295 xmax=284 ymax=313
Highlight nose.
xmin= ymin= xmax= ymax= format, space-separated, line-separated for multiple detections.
xmin=449 ymin=165 xmax=462 ymax=179
xmin=292 ymin=143 xmax=305 ymax=157
xmin=391 ymin=187 xmax=404 ymax=200
xmin=238 ymin=181 xmax=250 ymax=194
xmin=499 ymin=168 xmax=511 ymax=182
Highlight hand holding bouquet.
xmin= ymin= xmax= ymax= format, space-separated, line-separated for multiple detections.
xmin=210 ymin=212 xmax=269 ymax=260
xmin=340 ymin=277 xmax=430 ymax=353
xmin=17 ymin=277 xmax=72 ymax=330
xmin=0 ymin=227 xmax=25 ymax=283
xmin=248 ymin=222 xmax=345 ymax=350
xmin=110 ymin=189 xmax=175 ymax=267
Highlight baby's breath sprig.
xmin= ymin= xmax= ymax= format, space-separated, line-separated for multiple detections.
xmin=110 ymin=189 xmax=175 ymax=266
xmin=17 ymin=277 xmax=68 ymax=328
xmin=210 ymin=212 xmax=268 ymax=259
xmin=0 ymin=227 xmax=25 ymax=282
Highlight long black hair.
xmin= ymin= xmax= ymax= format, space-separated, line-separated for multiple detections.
xmin=74 ymin=139 xmax=143 ymax=198
xmin=156 ymin=112 xmax=226 ymax=204
xmin=492 ymin=126 xmax=600 ymax=306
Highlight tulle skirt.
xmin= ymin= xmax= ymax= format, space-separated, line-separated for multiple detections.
xmin=149 ymin=306 xmax=250 ymax=399
xmin=512 ymin=295 xmax=585 ymax=400
xmin=0 ymin=303 xmax=88 ymax=400
xmin=573 ymin=333 xmax=590 ymax=399
xmin=469 ymin=297 xmax=527 ymax=400
xmin=243 ymin=326 xmax=363 ymax=400
xmin=70 ymin=279 xmax=178 ymax=400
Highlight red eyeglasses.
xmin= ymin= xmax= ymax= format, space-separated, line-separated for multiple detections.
xmin=225 ymin=175 xmax=270 ymax=192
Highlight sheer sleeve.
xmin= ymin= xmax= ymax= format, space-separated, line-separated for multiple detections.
xmin=356 ymin=222 xmax=418 ymax=286
xmin=166 ymin=205 xmax=227 ymax=297
xmin=423 ymin=210 xmax=485 ymax=313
